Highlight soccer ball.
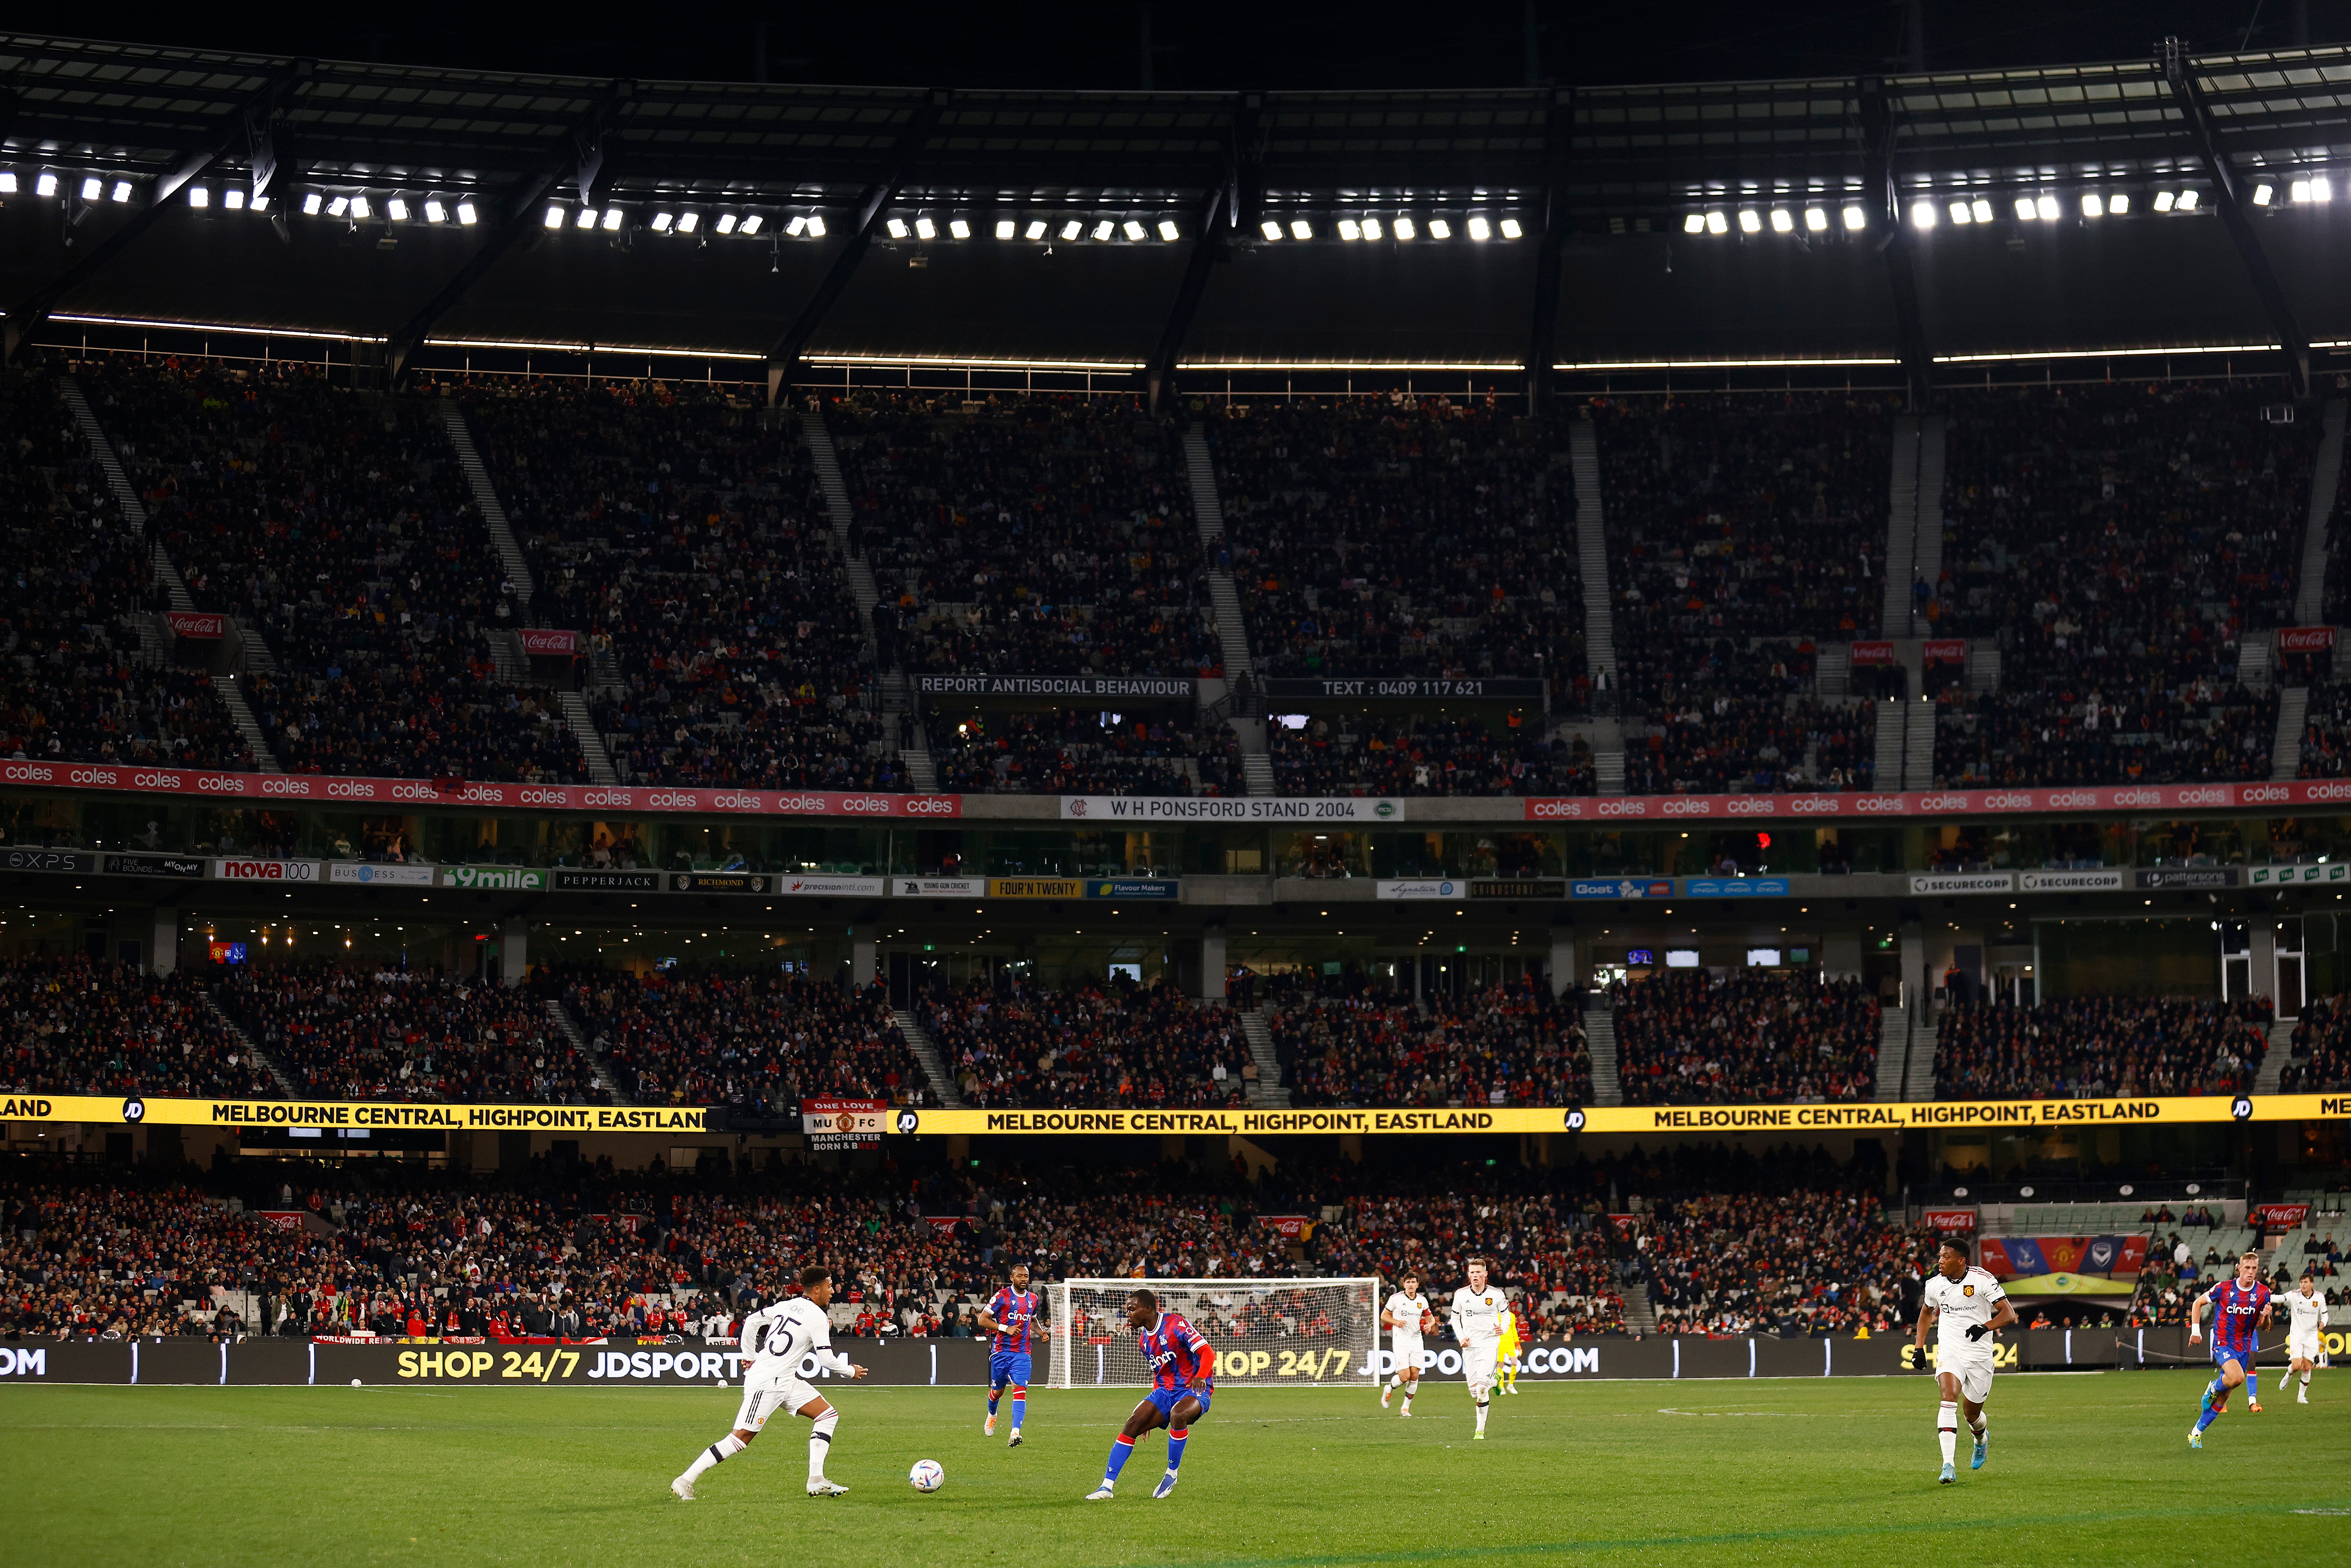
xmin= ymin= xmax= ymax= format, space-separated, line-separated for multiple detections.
xmin=908 ymin=1459 xmax=945 ymax=1493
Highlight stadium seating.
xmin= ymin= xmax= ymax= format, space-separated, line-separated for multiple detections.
xmin=1933 ymin=383 xmax=2308 ymax=787
xmin=2281 ymin=995 xmax=2351 ymax=1093
xmin=1268 ymin=714 xmax=1594 ymax=797
xmin=928 ymin=709 xmax=1242 ymax=796
xmin=1608 ymin=971 xmax=1882 ymax=1104
xmin=1272 ymin=982 xmax=1594 ymax=1108
xmin=559 ymin=968 xmax=922 ymax=1114
xmin=217 ymin=962 xmax=601 ymax=1103
xmin=920 ymin=980 xmax=1249 ymax=1108
xmin=0 ymin=955 xmax=278 ymax=1099
xmin=1933 ymin=994 xmax=2273 ymax=1098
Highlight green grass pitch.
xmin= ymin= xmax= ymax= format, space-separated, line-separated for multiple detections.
xmin=4 ymin=1373 xmax=2343 ymax=1566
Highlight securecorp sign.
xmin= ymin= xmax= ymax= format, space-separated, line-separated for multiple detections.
xmin=0 ymin=1095 xmax=711 ymax=1131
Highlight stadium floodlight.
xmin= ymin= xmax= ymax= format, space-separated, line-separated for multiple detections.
xmin=386 ymin=198 xmax=408 ymax=221
xmin=1290 ymin=218 xmax=1313 ymax=239
xmin=994 ymin=217 xmax=1015 ymax=239
xmin=886 ymin=217 xmax=909 ymax=238
xmin=2081 ymin=192 xmax=2104 ymax=217
xmin=1364 ymin=216 xmax=1384 ymax=239
xmin=543 ymin=203 xmax=564 ymax=228
xmin=1157 ymin=217 xmax=1179 ymax=241
xmin=1683 ymin=213 xmax=1705 ymax=233
xmin=2253 ymin=182 xmax=2273 ymax=205
xmin=1804 ymin=206 xmax=1828 ymax=231
xmin=1947 ymin=200 xmax=1971 ymax=224
xmin=36 ymin=172 xmax=57 ymax=196
xmin=110 ymin=180 xmax=132 ymax=203
xmin=806 ymin=215 xmax=826 ymax=236
xmin=350 ymin=195 xmax=371 ymax=220
xmin=652 ymin=211 xmax=673 ymax=232
xmin=1705 ymin=210 xmax=1728 ymax=234
xmin=1260 ymin=218 xmax=1283 ymax=240
xmin=1337 ymin=218 xmax=1362 ymax=240
xmin=80 ymin=176 xmax=103 ymax=201
xmin=716 ymin=213 xmax=738 ymax=234
xmin=2013 ymin=195 xmax=2037 ymax=220
xmin=914 ymin=215 xmax=936 ymax=239
xmin=225 ymin=187 xmax=245 ymax=210
xmin=782 ymin=214 xmax=805 ymax=235
xmin=251 ymin=195 xmax=269 ymax=211
xmin=574 ymin=206 xmax=597 ymax=228
xmin=1468 ymin=214 xmax=1492 ymax=240
xmin=1909 ymin=200 xmax=1935 ymax=228
xmin=1092 ymin=219 xmax=1115 ymax=241
xmin=329 ymin=196 xmax=350 ymax=217
xmin=2108 ymin=192 xmax=2129 ymax=214
xmin=1971 ymin=198 xmax=1992 ymax=222
xmin=1769 ymin=208 xmax=1792 ymax=232
xmin=1736 ymin=209 xmax=1761 ymax=233
xmin=1428 ymin=218 xmax=1451 ymax=238
xmin=2035 ymin=194 xmax=2059 ymax=220
xmin=1842 ymin=204 xmax=1865 ymax=229
xmin=1027 ymin=219 xmax=1049 ymax=239
xmin=676 ymin=211 xmax=698 ymax=232
xmin=2154 ymin=190 xmax=2176 ymax=211
xmin=606 ymin=208 xmax=628 ymax=231
xmin=1121 ymin=218 xmax=1145 ymax=241
xmin=1393 ymin=215 xmax=1415 ymax=239
xmin=0 ymin=172 xmax=12 ymax=195
xmin=187 ymin=185 xmax=209 ymax=208
xmin=1062 ymin=219 xmax=1084 ymax=240
xmin=2292 ymin=179 xmax=2311 ymax=203
xmin=1498 ymin=216 xmax=1522 ymax=238
xmin=2309 ymin=177 xmax=2334 ymax=202
xmin=457 ymin=201 xmax=478 ymax=225
xmin=950 ymin=217 xmax=971 ymax=239
xmin=303 ymin=191 xmax=323 ymax=214
xmin=2177 ymin=189 xmax=2199 ymax=210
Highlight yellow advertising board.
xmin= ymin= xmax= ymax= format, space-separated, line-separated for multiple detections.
xmin=0 ymin=1095 xmax=709 ymax=1132
xmin=986 ymin=878 xmax=1085 ymax=899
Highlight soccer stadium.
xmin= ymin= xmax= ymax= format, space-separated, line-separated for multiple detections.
xmin=4 ymin=5 xmax=2351 ymax=1561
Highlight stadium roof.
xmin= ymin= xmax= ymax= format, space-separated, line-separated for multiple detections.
xmin=3 ymin=32 xmax=2348 ymax=388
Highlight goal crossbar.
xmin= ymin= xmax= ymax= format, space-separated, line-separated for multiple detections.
xmin=1046 ymin=1277 xmax=1380 ymax=1391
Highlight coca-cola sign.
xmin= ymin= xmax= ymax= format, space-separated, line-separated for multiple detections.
xmin=1923 ymin=638 xmax=1968 ymax=664
xmin=1849 ymin=640 xmax=1896 ymax=666
xmin=165 ymin=612 xmax=225 ymax=639
xmin=2276 ymin=626 xmax=2336 ymax=654
xmin=1923 ymin=1209 xmax=1978 ymax=1233
xmin=517 ymin=628 xmax=578 ymax=656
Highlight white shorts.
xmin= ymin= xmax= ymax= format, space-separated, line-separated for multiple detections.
xmin=2290 ymin=1332 xmax=2322 ymax=1362
xmin=733 ymin=1363 xmax=821 ymax=1432
xmin=1390 ymin=1336 xmax=1424 ymax=1373
xmin=1940 ymin=1351 xmax=1994 ymax=1405
xmin=1463 ymin=1342 xmax=1500 ymax=1395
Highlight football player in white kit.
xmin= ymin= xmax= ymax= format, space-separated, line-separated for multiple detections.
xmin=1449 ymin=1257 xmax=1507 ymax=1440
xmin=671 ymin=1265 xmax=868 ymax=1500
xmin=2274 ymin=1270 xmax=2330 ymax=1405
xmin=1914 ymin=1237 xmax=2016 ymax=1484
xmin=1379 ymin=1270 xmax=1432 ymax=1416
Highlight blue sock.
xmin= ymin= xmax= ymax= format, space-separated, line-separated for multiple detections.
xmin=1104 ymin=1434 xmax=1135 ymax=1483
xmin=1165 ymin=1426 xmax=1190 ymax=1473
xmin=2195 ymin=1403 xmax=2221 ymax=1433
xmin=1011 ymin=1389 xmax=1026 ymax=1428
xmin=2206 ymin=1375 xmax=2227 ymax=1401
xmin=989 ymin=1390 xmax=1001 ymax=1417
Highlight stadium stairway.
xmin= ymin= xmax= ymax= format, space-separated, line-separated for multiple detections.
xmin=1618 ymin=1287 xmax=1659 ymax=1339
xmin=1901 ymin=697 xmax=1936 ymax=789
xmin=2270 ymin=686 xmax=2309 ymax=781
xmin=1872 ymin=699 xmax=1906 ymax=790
xmin=1881 ymin=415 xmax=1920 ymax=633
xmin=556 ymin=691 xmax=620 ymax=785
xmin=803 ymin=406 xmax=931 ymax=786
xmin=1181 ymin=427 xmax=1224 ymax=544
xmin=546 ymin=996 xmax=632 ymax=1103
xmin=1567 ymin=419 xmax=1628 ymax=790
xmin=1901 ymin=1013 xmax=1938 ymax=1100
xmin=1184 ymin=423 xmax=1273 ymax=793
xmin=438 ymin=400 xmax=535 ymax=604
xmin=2254 ymin=1017 xmax=2297 ymax=1095
xmin=2292 ymin=400 xmax=2347 ymax=626
xmin=58 ymin=376 xmax=149 ymax=529
xmin=1911 ymin=415 xmax=1947 ymax=627
xmin=1872 ymin=1013 xmax=1910 ymax=1102
xmin=213 ymin=675 xmax=282 ymax=773
xmin=201 ymin=990 xmax=300 ymax=1098
xmin=891 ymin=1008 xmax=966 ymax=1108
xmin=1583 ymin=995 xmax=1623 ymax=1106
xmin=1239 ymin=1009 xmax=1290 ymax=1107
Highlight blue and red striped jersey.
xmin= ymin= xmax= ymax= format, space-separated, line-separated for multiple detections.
xmin=2202 ymin=1278 xmax=2271 ymax=1358
xmin=1140 ymin=1310 xmax=1214 ymax=1391
xmin=987 ymin=1288 xmax=1040 ymax=1355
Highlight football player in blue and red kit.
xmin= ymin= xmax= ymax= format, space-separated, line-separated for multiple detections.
xmin=1087 ymin=1289 xmax=1216 ymax=1501
xmin=2189 ymin=1250 xmax=2275 ymax=1448
xmin=976 ymin=1263 xmax=1042 ymax=1448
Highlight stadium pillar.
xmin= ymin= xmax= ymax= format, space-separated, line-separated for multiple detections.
xmin=2161 ymin=38 xmax=2311 ymax=398
xmin=500 ymin=918 xmax=529 ymax=986
xmin=2249 ymin=922 xmax=2278 ymax=1004
xmin=1898 ymin=918 xmax=1926 ymax=1024
xmin=1822 ymin=930 xmax=1861 ymax=983
xmin=1198 ymin=924 xmax=1229 ymax=999
xmin=852 ymin=923 xmax=878 ymax=988
xmin=149 ymin=907 xmax=180 ymax=976
xmin=1548 ymin=928 xmax=1576 ymax=996
xmin=1858 ymin=77 xmax=1934 ymax=411
xmin=1523 ymin=87 xmax=1573 ymax=412
xmin=1145 ymin=92 xmax=1259 ymax=417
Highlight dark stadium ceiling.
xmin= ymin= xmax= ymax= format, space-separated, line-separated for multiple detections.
xmin=3 ymin=32 xmax=2351 ymax=375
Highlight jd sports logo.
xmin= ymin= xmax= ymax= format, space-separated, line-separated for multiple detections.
xmin=1562 ymin=1109 xmax=1586 ymax=1131
xmin=2232 ymin=1097 xmax=2254 ymax=1121
xmin=121 ymin=1097 xmax=146 ymax=1123
xmin=894 ymin=1110 xmax=921 ymax=1134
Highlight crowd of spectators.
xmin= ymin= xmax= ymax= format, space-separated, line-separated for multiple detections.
xmin=1609 ymin=971 xmax=1883 ymax=1105
xmin=1273 ymin=981 xmax=1593 ymax=1108
xmin=1203 ymin=397 xmax=1587 ymax=700
xmin=457 ymin=378 xmax=877 ymax=790
xmin=1933 ymin=383 xmax=2309 ymax=787
xmin=2296 ymin=682 xmax=2351 ymax=779
xmin=0 ymin=956 xmax=278 ymax=1099
xmin=1933 ymin=993 xmax=2273 ymax=1099
xmin=216 ymin=962 xmax=601 ymax=1104
xmin=834 ymin=394 xmax=1215 ymax=678
xmin=560 ymin=968 xmax=920 ymax=1114
xmin=920 ymin=979 xmax=1249 ymax=1108
xmin=1269 ymin=714 xmax=1594 ymax=796
xmin=929 ymin=709 xmax=1241 ymax=796
xmin=1625 ymin=694 xmax=1876 ymax=796
xmin=2281 ymin=995 xmax=2351 ymax=1093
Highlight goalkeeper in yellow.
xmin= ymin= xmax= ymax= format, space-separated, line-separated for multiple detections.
xmin=1496 ymin=1298 xmax=1526 ymax=1394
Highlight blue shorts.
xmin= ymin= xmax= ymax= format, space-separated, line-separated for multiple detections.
xmin=2212 ymin=1343 xmax=2254 ymax=1372
xmin=989 ymin=1351 xmax=1032 ymax=1390
xmin=1144 ymin=1384 xmax=1211 ymax=1421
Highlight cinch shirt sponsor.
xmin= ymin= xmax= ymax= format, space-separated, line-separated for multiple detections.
xmin=2203 ymin=1278 xmax=2272 ymax=1359
xmin=1140 ymin=1310 xmax=1213 ymax=1391
xmin=988 ymin=1288 xmax=1040 ymax=1355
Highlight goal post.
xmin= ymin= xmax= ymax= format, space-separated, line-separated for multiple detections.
xmin=1046 ymin=1277 xmax=1381 ymax=1391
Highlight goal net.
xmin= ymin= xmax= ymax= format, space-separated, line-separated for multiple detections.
xmin=1046 ymin=1277 xmax=1380 ymax=1391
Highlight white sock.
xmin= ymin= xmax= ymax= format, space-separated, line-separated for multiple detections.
xmin=808 ymin=1412 xmax=838 ymax=1483
xmin=1388 ymin=1373 xmax=1403 ymax=1389
xmin=1969 ymin=1414 xmax=1987 ymax=1443
xmin=1938 ymin=1401 xmax=1958 ymax=1466
xmin=2302 ymin=1372 xmax=2313 ymax=1387
xmin=685 ymin=1433 xmax=744 ymax=1482
xmin=1474 ymin=1396 xmax=1488 ymax=1435
xmin=2279 ymin=1370 xmax=2292 ymax=1390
